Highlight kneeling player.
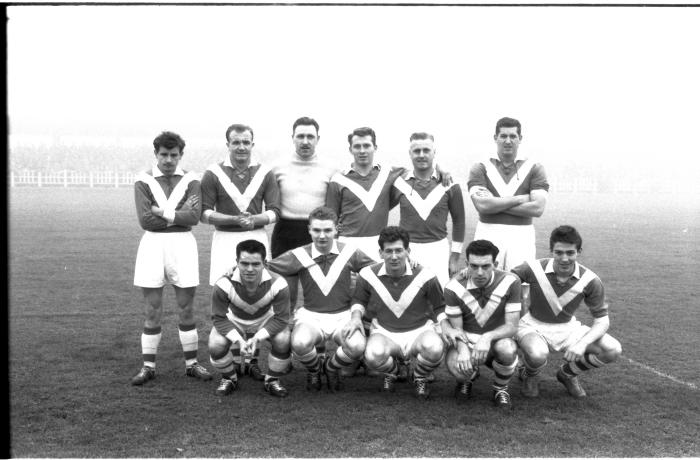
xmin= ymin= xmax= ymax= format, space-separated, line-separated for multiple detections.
xmin=443 ymin=240 xmax=521 ymax=408
xmin=343 ymin=226 xmax=447 ymax=399
xmin=268 ymin=206 xmax=375 ymax=392
xmin=208 ymin=240 xmax=292 ymax=397
xmin=512 ymin=225 xmax=622 ymax=398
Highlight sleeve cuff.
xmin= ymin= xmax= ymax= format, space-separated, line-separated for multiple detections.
xmin=264 ymin=210 xmax=278 ymax=224
xmin=436 ymin=312 xmax=448 ymax=323
xmin=254 ymin=328 xmax=270 ymax=341
xmin=350 ymin=304 xmax=366 ymax=316
xmin=162 ymin=208 xmax=176 ymax=223
xmin=450 ymin=241 xmax=464 ymax=254
xmin=505 ymin=302 xmax=522 ymax=313
xmin=202 ymin=209 xmax=214 ymax=223
xmin=225 ymin=329 xmax=244 ymax=344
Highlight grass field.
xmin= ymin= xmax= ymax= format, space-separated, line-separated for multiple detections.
xmin=8 ymin=187 xmax=700 ymax=457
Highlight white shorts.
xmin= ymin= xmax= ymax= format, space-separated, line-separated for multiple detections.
xmin=339 ymin=235 xmax=382 ymax=262
xmin=209 ymin=228 xmax=270 ymax=285
xmin=294 ymin=308 xmax=350 ymax=342
xmin=410 ymin=238 xmax=449 ymax=287
xmin=474 ymin=221 xmax=535 ymax=271
xmin=516 ymin=312 xmax=590 ymax=352
xmin=225 ymin=308 xmax=275 ymax=336
xmin=370 ymin=319 xmax=436 ymax=360
xmin=134 ymin=231 xmax=199 ymax=288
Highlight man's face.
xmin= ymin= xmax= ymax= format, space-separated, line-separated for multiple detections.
xmin=466 ymin=253 xmax=496 ymax=288
xmin=380 ymin=239 xmax=409 ymax=274
xmin=237 ymin=251 xmax=265 ymax=285
xmin=309 ymin=218 xmax=337 ymax=253
xmin=349 ymin=135 xmax=376 ymax=168
xmin=293 ymin=125 xmax=319 ymax=159
xmin=154 ymin=146 xmax=183 ymax=177
xmin=551 ymin=242 xmax=580 ymax=278
xmin=494 ymin=126 xmax=522 ymax=163
xmin=408 ymin=139 xmax=435 ymax=172
xmin=227 ymin=130 xmax=254 ymax=164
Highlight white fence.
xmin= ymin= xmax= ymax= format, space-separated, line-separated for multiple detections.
xmin=10 ymin=170 xmax=136 ymax=188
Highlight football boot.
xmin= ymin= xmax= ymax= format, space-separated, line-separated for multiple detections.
xmin=264 ymin=378 xmax=289 ymax=398
xmin=131 ymin=366 xmax=155 ymax=386
xmin=493 ymin=387 xmax=512 ymax=409
xmin=413 ymin=377 xmax=430 ymax=400
xmin=521 ymin=373 xmax=540 ymax=398
xmin=185 ymin=363 xmax=213 ymax=381
xmin=215 ymin=377 xmax=239 ymax=396
xmin=247 ymin=360 xmax=265 ymax=381
xmin=556 ymin=369 xmax=587 ymax=398
xmin=382 ymin=373 xmax=397 ymax=393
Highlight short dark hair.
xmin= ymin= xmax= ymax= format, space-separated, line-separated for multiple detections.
xmin=409 ymin=132 xmax=434 ymax=142
xmin=292 ymin=117 xmax=319 ymax=135
xmin=348 ymin=127 xmax=377 ymax=147
xmin=495 ymin=117 xmax=522 ymax=137
xmin=225 ymin=124 xmax=254 ymax=143
xmin=465 ymin=239 xmax=500 ymax=263
xmin=153 ymin=131 xmax=185 ymax=153
xmin=378 ymin=226 xmax=410 ymax=250
xmin=308 ymin=206 xmax=338 ymax=225
xmin=549 ymin=225 xmax=582 ymax=251
xmin=236 ymin=239 xmax=267 ymax=260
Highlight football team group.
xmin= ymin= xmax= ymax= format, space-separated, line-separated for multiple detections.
xmin=130 ymin=116 xmax=622 ymax=408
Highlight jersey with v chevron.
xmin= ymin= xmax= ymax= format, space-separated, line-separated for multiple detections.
xmin=468 ymin=157 xmax=548 ymax=226
xmin=352 ymin=262 xmax=445 ymax=333
xmin=134 ymin=165 xmax=201 ymax=232
xmin=325 ymin=165 xmax=405 ymax=237
xmin=201 ymin=158 xmax=280 ymax=231
xmin=267 ymin=242 xmax=376 ymax=314
xmin=444 ymin=270 xmax=521 ymax=334
xmin=391 ymin=171 xmax=466 ymax=244
xmin=211 ymin=268 xmax=291 ymax=338
xmin=511 ymin=259 xmax=608 ymax=324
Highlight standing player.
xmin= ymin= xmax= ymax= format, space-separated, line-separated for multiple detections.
xmin=208 ymin=240 xmax=292 ymax=398
xmin=271 ymin=117 xmax=337 ymax=309
xmin=511 ymin=225 xmax=622 ymax=398
xmin=443 ymin=240 xmax=521 ymax=408
xmin=468 ymin=117 xmax=549 ymax=271
xmin=267 ymin=206 xmax=376 ymax=392
xmin=343 ymin=227 xmax=448 ymax=399
xmin=392 ymin=132 xmax=465 ymax=287
xmin=201 ymin=123 xmax=281 ymax=377
xmin=131 ymin=131 xmax=212 ymax=385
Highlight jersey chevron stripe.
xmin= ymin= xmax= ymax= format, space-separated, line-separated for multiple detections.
xmin=483 ymin=159 xmax=535 ymax=197
xmin=331 ymin=167 xmax=390 ymax=212
xmin=136 ymin=171 xmax=198 ymax=212
xmin=361 ymin=266 xmax=434 ymax=319
xmin=291 ymin=246 xmax=355 ymax=296
xmin=216 ymin=276 xmax=280 ymax=316
xmin=393 ymin=177 xmax=452 ymax=221
xmin=527 ymin=260 xmax=596 ymax=317
xmin=447 ymin=276 xmax=515 ymax=327
xmin=208 ymin=163 xmax=271 ymax=212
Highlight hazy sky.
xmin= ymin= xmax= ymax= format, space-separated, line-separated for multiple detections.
xmin=7 ymin=5 xmax=700 ymax=173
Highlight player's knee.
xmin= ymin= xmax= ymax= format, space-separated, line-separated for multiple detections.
xmin=209 ymin=337 xmax=230 ymax=359
xmin=271 ymin=329 xmax=291 ymax=352
xmin=493 ymin=338 xmax=518 ymax=364
xmin=364 ymin=342 xmax=389 ymax=367
xmin=343 ymin=330 xmax=366 ymax=359
xmin=418 ymin=332 xmax=445 ymax=361
xmin=291 ymin=329 xmax=315 ymax=354
xmin=600 ymin=336 xmax=622 ymax=363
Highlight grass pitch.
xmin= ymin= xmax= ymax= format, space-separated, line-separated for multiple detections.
xmin=8 ymin=187 xmax=700 ymax=457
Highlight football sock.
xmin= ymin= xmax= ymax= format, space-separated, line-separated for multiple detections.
xmin=294 ymin=349 xmax=321 ymax=373
xmin=375 ymin=356 xmax=398 ymax=375
xmin=326 ymin=346 xmax=354 ymax=373
xmin=211 ymin=351 xmax=237 ymax=380
xmin=492 ymin=357 xmax=518 ymax=387
xmin=523 ymin=356 xmax=547 ymax=377
xmin=178 ymin=323 xmax=199 ymax=367
xmin=561 ymin=353 xmax=605 ymax=377
xmin=413 ymin=353 xmax=441 ymax=379
xmin=316 ymin=343 xmax=327 ymax=360
xmin=141 ymin=326 xmax=162 ymax=369
xmin=267 ymin=349 xmax=291 ymax=378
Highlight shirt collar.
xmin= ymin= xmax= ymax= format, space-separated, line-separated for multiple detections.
xmin=466 ymin=271 xmax=495 ymax=290
xmin=545 ymin=259 xmax=581 ymax=279
xmin=377 ymin=260 xmax=413 ymax=277
xmin=152 ymin=164 xmax=184 ymax=177
xmin=223 ymin=155 xmax=259 ymax=169
xmin=343 ymin=163 xmax=381 ymax=175
xmin=406 ymin=168 xmax=439 ymax=181
xmin=232 ymin=267 xmax=272 ymax=284
xmin=489 ymin=155 xmax=528 ymax=165
xmin=311 ymin=241 xmax=340 ymax=259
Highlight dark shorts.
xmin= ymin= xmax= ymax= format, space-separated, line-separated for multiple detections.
xmin=271 ymin=218 xmax=312 ymax=258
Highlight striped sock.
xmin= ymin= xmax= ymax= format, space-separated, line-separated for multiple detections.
xmin=141 ymin=326 xmax=162 ymax=369
xmin=375 ymin=356 xmax=398 ymax=375
xmin=294 ymin=349 xmax=321 ymax=373
xmin=210 ymin=351 xmax=237 ymax=380
xmin=267 ymin=349 xmax=292 ymax=378
xmin=413 ymin=353 xmax=441 ymax=379
xmin=524 ymin=356 xmax=547 ymax=377
xmin=492 ymin=357 xmax=518 ymax=388
xmin=326 ymin=345 xmax=355 ymax=373
xmin=178 ymin=324 xmax=199 ymax=367
xmin=561 ymin=353 xmax=605 ymax=377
